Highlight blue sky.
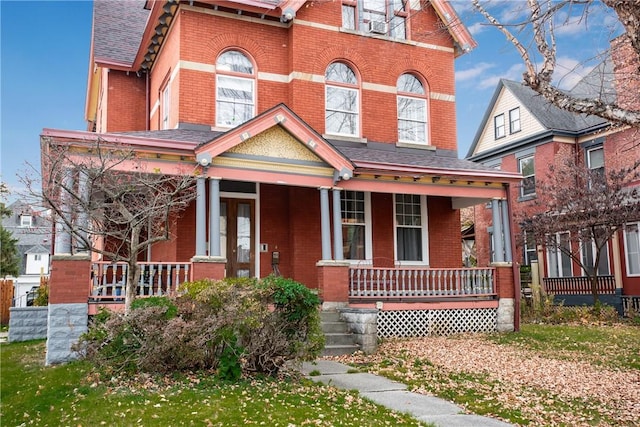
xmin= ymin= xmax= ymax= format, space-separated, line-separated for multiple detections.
xmin=0 ymin=1 xmax=618 ymax=200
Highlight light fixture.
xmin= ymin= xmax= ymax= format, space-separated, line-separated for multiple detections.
xmin=281 ymin=8 xmax=295 ymax=22
xmin=199 ymin=158 xmax=210 ymax=167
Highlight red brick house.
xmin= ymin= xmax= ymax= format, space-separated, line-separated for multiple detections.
xmin=43 ymin=0 xmax=522 ymax=363
xmin=466 ymin=39 xmax=640 ymax=313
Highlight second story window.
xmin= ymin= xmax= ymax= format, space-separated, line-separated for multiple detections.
xmin=587 ymin=146 xmax=605 ymax=187
xmin=216 ymin=50 xmax=255 ymax=128
xmin=397 ymin=74 xmax=428 ymax=144
xmin=509 ymin=107 xmax=520 ymax=133
xmin=161 ymin=83 xmax=170 ymax=130
xmin=519 ymin=155 xmax=535 ymax=198
xmin=494 ymin=113 xmax=505 ymax=139
xmin=325 ymin=62 xmax=359 ymax=137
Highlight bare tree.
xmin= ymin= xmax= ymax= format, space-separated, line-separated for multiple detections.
xmin=21 ymin=138 xmax=198 ymax=313
xmin=471 ymin=0 xmax=640 ymax=128
xmin=520 ymin=156 xmax=640 ymax=306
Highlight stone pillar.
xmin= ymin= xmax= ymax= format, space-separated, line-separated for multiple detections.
xmin=338 ymin=308 xmax=377 ymax=354
xmin=332 ymin=188 xmax=344 ymax=261
xmin=209 ymin=177 xmax=221 ymax=257
xmin=191 ymin=256 xmax=226 ymax=280
xmin=195 ymin=176 xmax=207 ymax=256
xmin=493 ymin=263 xmax=515 ymax=332
xmin=46 ymin=255 xmax=91 ymax=365
xmin=319 ymin=187 xmax=332 ymax=260
xmin=316 ymin=260 xmax=350 ymax=310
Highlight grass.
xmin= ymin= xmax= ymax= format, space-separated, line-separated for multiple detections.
xmin=0 ymin=340 xmax=429 ymax=426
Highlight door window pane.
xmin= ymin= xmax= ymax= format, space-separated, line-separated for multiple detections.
xmin=236 ymin=203 xmax=251 ymax=263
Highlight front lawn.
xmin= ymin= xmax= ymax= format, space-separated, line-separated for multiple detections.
xmin=335 ymin=323 xmax=640 ymax=426
xmin=0 ymin=340 xmax=426 ymax=426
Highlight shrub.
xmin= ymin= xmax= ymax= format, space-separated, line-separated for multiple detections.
xmin=78 ymin=276 xmax=323 ymax=378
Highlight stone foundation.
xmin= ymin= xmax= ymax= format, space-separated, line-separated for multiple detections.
xmin=8 ymin=307 xmax=48 ymax=342
xmin=46 ymin=303 xmax=88 ymax=365
xmin=496 ymin=298 xmax=515 ymax=332
xmin=338 ymin=307 xmax=378 ymax=354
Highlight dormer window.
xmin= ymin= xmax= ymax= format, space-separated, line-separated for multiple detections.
xmin=216 ymin=50 xmax=256 ymax=128
xmin=20 ymin=214 xmax=32 ymax=227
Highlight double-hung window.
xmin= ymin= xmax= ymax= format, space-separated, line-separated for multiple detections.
xmin=216 ymin=50 xmax=255 ymax=127
xmin=341 ymin=191 xmax=370 ymax=260
xmin=547 ymin=232 xmax=573 ymax=277
xmin=395 ymin=194 xmax=428 ymax=263
xmin=494 ymin=113 xmax=505 ymax=139
xmin=341 ymin=0 xmax=407 ymax=39
xmin=397 ymin=74 xmax=428 ymax=145
xmin=20 ymin=214 xmax=32 ymax=227
xmin=509 ymin=107 xmax=520 ymax=133
xmin=519 ymin=155 xmax=535 ymax=198
xmin=580 ymin=233 xmax=610 ymax=276
xmin=587 ymin=146 xmax=605 ymax=188
xmin=325 ymin=62 xmax=359 ymax=137
xmin=624 ymin=222 xmax=640 ymax=276
xmin=523 ymin=231 xmax=537 ymax=265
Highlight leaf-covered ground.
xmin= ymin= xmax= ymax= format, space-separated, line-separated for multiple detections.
xmin=331 ymin=324 xmax=640 ymax=426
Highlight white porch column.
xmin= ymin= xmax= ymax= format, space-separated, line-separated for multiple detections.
xmin=54 ymin=168 xmax=73 ymax=255
xmin=195 ymin=176 xmax=207 ymax=256
xmin=491 ymin=199 xmax=505 ymax=262
xmin=332 ymin=188 xmax=344 ymax=261
xmin=209 ymin=177 xmax=221 ymax=257
xmin=320 ymin=187 xmax=332 ymax=260
xmin=76 ymin=169 xmax=90 ymax=253
xmin=500 ymin=200 xmax=513 ymax=262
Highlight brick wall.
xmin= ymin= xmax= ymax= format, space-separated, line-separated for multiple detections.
xmin=48 ymin=257 xmax=91 ymax=304
xmin=106 ymin=71 xmax=146 ymax=132
xmin=427 ymin=196 xmax=462 ymax=267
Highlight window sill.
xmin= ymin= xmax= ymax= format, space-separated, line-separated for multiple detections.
xmin=396 ymin=141 xmax=435 ymax=151
xmin=518 ymin=194 xmax=537 ymax=202
xmin=323 ymin=134 xmax=367 ymax=144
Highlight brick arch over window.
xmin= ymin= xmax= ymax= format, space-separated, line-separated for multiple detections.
xmin=389 ymin=58 xmax=435 ymax=81
xmin=203 ymin=34 xmax=267 ymax=66
xmin=313 ymin=47 xmax=371 ymax=79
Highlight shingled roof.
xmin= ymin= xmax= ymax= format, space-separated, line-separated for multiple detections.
xmin=93 ymin=0 xmax=149 ymax=66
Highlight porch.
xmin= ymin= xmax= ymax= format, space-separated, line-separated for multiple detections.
xmin=542 ymin=275 xmax=616 ymax=295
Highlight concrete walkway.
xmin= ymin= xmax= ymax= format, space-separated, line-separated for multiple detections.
xmin=301 ymin=360 xmax=513 ymax=427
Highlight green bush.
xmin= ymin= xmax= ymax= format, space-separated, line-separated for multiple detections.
xmin=78 ymin=276 xmax=323 ymax=378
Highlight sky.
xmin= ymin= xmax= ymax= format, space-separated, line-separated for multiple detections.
xmin=0 ymin=1 xmax=620 ymax=201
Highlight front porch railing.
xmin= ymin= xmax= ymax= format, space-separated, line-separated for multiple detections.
xmin=543 ymin=275 xmax=616 ymax=295
xmin=349 ymin=266 xmax=496 ymax=300
xmin=90 ymin=262 xmax=191 ymax=301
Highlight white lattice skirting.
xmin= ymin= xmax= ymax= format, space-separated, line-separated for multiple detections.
xmin=377 ymin=308 xmax=498 ymax=338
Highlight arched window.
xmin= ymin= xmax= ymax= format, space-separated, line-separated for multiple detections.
xmin=397 ymin=74 xmax=428 ymax=144
xmin=325 ymin=62 xmax=359 ymax=137
xmin=216 ymin=50 xmax=255 ymax=127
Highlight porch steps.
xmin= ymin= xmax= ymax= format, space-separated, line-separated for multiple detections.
xmin=320 ymin=311 xmax=360 ymax=357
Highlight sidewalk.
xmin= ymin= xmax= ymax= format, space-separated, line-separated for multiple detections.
xmin=301 ymin=360 xmax=513 ymax=427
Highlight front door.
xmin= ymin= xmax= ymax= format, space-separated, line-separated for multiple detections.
xmin=221 ymin=199 xmax=255 ymax=277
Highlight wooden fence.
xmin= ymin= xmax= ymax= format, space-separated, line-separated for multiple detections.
xmin=1 ymin=279 xmax=14 ymax=325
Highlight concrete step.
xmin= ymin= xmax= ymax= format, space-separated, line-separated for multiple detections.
xmin=321 ymin=344 xmax=360 ymax=357
xmin=324 ymin=332 xmax=359 ymax=346
xmin=321 ymin=321 xmax=350 ymax=334
xmin=319 ymin=311 xmax=341 ymax=323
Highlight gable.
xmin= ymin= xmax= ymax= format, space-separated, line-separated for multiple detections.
xmin=473 ymin=87 xmax=545 ymax=156
xmin=215 ymin=126 xmax=335 ymax=178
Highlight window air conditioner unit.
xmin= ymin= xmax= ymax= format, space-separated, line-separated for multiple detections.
xmin=368 ymin=20 xmax=388 ymax=34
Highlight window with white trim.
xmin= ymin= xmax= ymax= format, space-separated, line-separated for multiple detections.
xmin=519 ymin=155 xmax=535 ymax=198
xmin=494 ymin=113 xmax=505 ymax=139
xmin=397 ymin=74 xmax=428 ymax=144
xmin=580 ymin=229 xmax=610 ymax=276
xmin=216 ymin=50 xmax=255 ymax=127
xmin=394 ymin=194 xmax=428 ymax=263
xmin=509 ymin=107 xmax=520 ymax=133
xmin=523 ymin=231 xmax=537 ymax=265
xmin=547 ymin=232 xmax=573 ymax=278
xmin=325 ymin=62 xmax=359 ymax=137
xmin=341 ymin=191 xmax=370 ymax=260
xmin=161 ymin=82 xmax=170 ymax=130
xmin=20 ymin=215 xmax=32 ymax=227
xmin=624 ymin=222 xmax=640 ymax=276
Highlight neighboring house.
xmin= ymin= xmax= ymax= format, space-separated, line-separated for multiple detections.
xmin=43 ymin=0 xmax=523 ymax=363
xmin=466 ymin=41 xmax=640 ymax=312
xmin=1 ymin=200 xmax=51 ymax=307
